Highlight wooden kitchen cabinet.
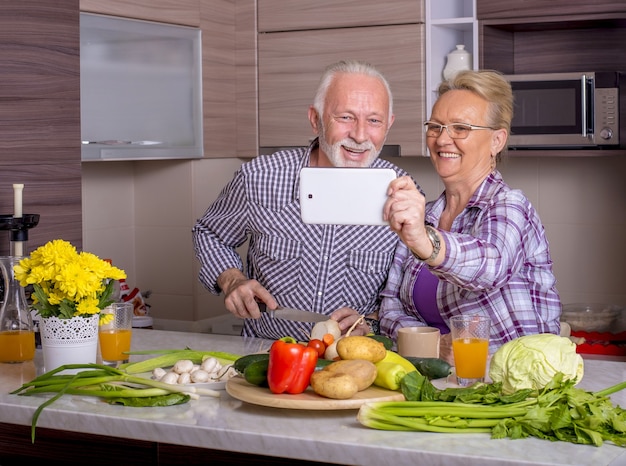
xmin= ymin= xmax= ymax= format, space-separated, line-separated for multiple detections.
xmin=478 ymin=0 xmax=626 ymax=76
xmin=0 ymin=0 xmax=83 ymax=254
xmin=477 ymin=0 xmax=626 ymax=158
xmin=478 ymin=0 xmax=626 ymax=20
xmin=257 ymin=0 xmax=423 ymax=32
xmin=79 ymin=0 xmax=200 ymax=26
xmin=257 ymin=24 xmax=425 ymax=157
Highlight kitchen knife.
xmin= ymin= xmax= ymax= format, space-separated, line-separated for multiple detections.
xmin=258 ymin=303 xmax=328 ymax=323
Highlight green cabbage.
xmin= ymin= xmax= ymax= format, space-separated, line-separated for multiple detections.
xmin=488 ymin=333 xmax=584 ymax=394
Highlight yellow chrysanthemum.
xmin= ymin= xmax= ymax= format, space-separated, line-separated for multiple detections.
xmin=16 ymin=239 xmax=127 ymax=319
xmin=75 ymin=296 xmax=101 ymax=316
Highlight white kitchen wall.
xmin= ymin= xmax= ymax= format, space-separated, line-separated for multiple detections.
xmin=82 ymin=153 xmax=626 ymax=332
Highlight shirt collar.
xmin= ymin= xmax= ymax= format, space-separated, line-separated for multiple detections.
xmin=293 ymin=138 xmax=319 ymax=202
xmin=425 ymin=170 xmax=504 ymax=225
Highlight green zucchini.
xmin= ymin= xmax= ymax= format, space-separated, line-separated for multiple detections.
xmin=233 ymin=353 xmax=269 ymax=375
xmin=367 ymin=335 xmax=394 ymax=350
xmin=404 ymin=357 xmax=452 ymax=380
xmin=243 ymin=359 xmax=270 ymax=387
xmin=236 ymin=352 xmax=332 ymax=386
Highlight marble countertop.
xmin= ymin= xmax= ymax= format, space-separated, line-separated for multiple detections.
xmin=1 ymin=329 xmax=625 ymax=466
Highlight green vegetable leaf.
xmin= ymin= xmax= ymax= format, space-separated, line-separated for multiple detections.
xmin=106 ymin=393 xmax=190 ymax=407
xmin=361 ymin=373 xmax=626 ymax=448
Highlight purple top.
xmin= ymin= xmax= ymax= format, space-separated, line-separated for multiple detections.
xmin=412 ymin=266 xmax=449 ymax=334
xmin=379 ymin=171 xmax=561 ymax=353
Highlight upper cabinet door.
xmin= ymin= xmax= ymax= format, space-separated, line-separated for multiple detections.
xmin=258 ymin=24 xmax=425 ymax=156
xmin=258 ymin=0 xmax=423 ymax=32
xmin=79 ymin=0 xmax=201 ymax=26
xmin=478 ymin=0 xmax=626 ymax=19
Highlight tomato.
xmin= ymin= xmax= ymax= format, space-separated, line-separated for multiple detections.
xmin=307 ymin=339 xmax=326 ymax=358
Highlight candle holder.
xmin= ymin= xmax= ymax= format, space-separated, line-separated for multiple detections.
xmin=0 ymin=214 xmax=40 ymax=257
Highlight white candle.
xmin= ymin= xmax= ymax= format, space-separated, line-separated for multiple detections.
xmin=14 ymin=242 xmax=23 ymax=257
xmin=13 ymin=183 xmax=24 ymax=218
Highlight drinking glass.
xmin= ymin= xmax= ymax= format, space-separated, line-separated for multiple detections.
xmin=99 ymin=302 xmax=133 ymax=367
xmin=450 ymin=314 xmax=491 ymax=387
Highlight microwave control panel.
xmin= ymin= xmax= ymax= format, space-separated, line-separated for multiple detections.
xmin=594 ymin=87 xmax=619 ymax=144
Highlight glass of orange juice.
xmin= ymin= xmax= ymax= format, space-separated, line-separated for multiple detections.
xmin=99 ymin=302 xmax=133 ymax=367
xmin=450 ymin=314 xmax=491 ymax=387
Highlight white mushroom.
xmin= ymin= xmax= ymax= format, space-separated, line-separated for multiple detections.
xmin=152 ymin=367 xmax=167 ymax=380
xmin=190 ymin=369 xmax=211 ymax=383
xmin=160 ymin=371 xmax=179 ymax=385
xmin=200 ymin=357 xmax=221 ymax=374
xmin=217 ymin=365 xmax=238 ymax=381
xmin=173 ymin=359 xmax=194 ymax=374
xmin=177 ymin=372 xmax=191 ymax=385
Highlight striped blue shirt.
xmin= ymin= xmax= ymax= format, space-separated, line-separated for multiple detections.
xmin=192 ymin=140 xmax=413 ymax=341
xmin=379 ymin=171 xmax=562 ymax=353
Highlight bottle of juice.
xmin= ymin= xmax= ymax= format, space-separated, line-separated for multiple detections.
xmin=0 ymin=256 xmax=35 ymax=363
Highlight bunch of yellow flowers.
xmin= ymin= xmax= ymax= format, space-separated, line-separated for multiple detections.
xmin=15 ymin=239 xmax=126 ymax=320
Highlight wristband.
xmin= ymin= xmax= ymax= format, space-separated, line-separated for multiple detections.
xmin=365 ymin=318 xmax=380 ymax=335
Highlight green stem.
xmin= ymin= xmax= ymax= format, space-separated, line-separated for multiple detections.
xmin=358 ymin=405 xmax=495 ymax=433
xmin=593 ymin=380 xmax=626 ymax=398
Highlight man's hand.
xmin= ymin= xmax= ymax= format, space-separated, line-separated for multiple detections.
xmin=329 ymin=307 xmax=373 ymax=336
xmin=217 ymin=268 xmax=277 ymax=319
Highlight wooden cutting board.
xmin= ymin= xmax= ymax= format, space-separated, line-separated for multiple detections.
xmin=225 ymin=376 xmax=405 ymax=410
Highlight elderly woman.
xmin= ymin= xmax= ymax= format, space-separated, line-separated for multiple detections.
xmin=380 ymin=69 xmax=561 ymax=359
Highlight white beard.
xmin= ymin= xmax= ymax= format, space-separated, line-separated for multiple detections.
xmin=318 ymin=126 xmax=381 ymax=168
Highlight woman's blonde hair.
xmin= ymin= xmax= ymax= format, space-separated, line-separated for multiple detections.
xmin=438 ymin=70 xmax=513 ymax=158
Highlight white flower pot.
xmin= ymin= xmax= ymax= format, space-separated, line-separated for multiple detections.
xmin=40 ymin=314 xmax=99 ymax=372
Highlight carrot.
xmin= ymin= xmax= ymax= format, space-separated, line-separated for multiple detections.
xmin=322 ymin=333 xmax=334 ymax=347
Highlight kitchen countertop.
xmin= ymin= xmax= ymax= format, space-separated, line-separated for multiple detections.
xmin=1 ymin=329 xmax=625 ymax=466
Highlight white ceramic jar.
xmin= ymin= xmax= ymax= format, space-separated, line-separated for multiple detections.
xmin=442 ymin=44 xmax=472 ymax=80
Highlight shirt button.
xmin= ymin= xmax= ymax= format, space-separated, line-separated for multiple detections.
xmin=317 ymin=291 xmax=322 ymax=297
xmin=323 ymin=255 xmax=328 ymax=260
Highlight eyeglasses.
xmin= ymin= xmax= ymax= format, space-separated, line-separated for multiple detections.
xmin=423 ymin=121 xmax=495 ymax=140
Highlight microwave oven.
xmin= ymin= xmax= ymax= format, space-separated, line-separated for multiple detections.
xmin=505 ymin=71 xmax=624 ymax=150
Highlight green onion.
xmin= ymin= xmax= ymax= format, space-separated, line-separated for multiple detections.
xmin=11 ymin=363 xmax=221 ymax=443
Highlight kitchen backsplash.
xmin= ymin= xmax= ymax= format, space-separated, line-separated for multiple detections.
xmin=82 ymin=154 xmax=626 ymax=332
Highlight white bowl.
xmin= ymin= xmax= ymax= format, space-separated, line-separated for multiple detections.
xmin=561 ymin=303 xmax=623 ymax=333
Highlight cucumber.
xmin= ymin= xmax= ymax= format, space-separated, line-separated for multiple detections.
xmin=367 ymin=335 xmax=394 ymax=350
xmin=233 ymin=353 xmax=269 ymax=375
xmin=243 ymin=359 xmax=270 ymax=387
xmin=236 ymin=352 xmax=333 ymax=387
xmin=314 ymin=358 xmax=334 ymax=370
xmin=404 ymin=357 xmax=452 ymax=380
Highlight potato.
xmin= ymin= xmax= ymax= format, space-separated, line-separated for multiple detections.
xmin=323 ymin=359 xmax=377 ymax=391
xmin=336 ymin=336 xmax=386 ymax=363
xmin=310 ymin=371 xmax=359 ymax=400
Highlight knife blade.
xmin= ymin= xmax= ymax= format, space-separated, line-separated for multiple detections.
xmin=258 ymin=303 xmax=328 ymax=323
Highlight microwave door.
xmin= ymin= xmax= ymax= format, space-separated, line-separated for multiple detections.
xmin=508 ymin=77 xmax=595 ymax=148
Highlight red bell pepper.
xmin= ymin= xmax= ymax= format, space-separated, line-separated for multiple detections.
xmin=267 ymin=337 xmax=318 ymax=394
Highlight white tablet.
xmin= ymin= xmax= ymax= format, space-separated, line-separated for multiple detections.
xmin=299 ymin=167 xmax=396 ymax=225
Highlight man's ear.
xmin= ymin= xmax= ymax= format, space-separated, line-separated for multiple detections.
xmin=308 ymin=106 xmax=321 ymax=134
